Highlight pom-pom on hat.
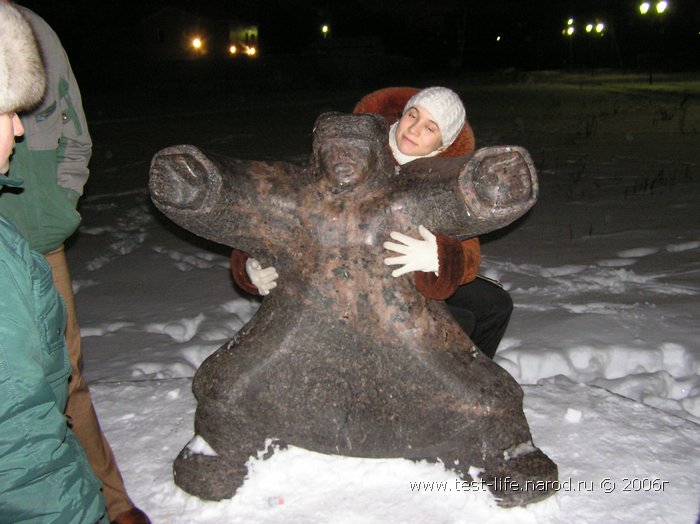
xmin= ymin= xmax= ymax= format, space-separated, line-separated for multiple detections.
xmin=0 ymin=3 xmax=45 ymax=114
xmin=404 ymin=86 xmax=465 ymax=149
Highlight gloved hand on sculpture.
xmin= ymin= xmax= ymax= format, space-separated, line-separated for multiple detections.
xmin=383 ymin=224 xmax=439 ymax=276
xmin=245 ymin=258 xmax=278 ymax=295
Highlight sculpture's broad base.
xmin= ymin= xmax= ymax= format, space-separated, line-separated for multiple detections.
xmin=174 ymin=432 xmax=557 ymax=508
xmin=170 ymin=305 xmax=557 ymax=507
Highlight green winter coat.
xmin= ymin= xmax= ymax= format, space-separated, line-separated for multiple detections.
xmin=0 ymin=206 xmax=105 ymax=523
xmin=0 ymin=6 xmax=91 ymax=255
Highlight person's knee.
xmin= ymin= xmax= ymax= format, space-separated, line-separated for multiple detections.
xmin=447 ymin=305 xmax=476 ymax=336
xmin=500 ymin=289 xmax=513 ymax=315
xmin=488 ymin=286 xmax=513 ymax=320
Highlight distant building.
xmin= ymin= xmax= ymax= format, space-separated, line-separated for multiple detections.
xmin=141 ymin=5 xmax=258 ymax=61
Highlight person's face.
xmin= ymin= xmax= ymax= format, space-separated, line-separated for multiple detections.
xmin=395 ymin=105 xmax=443 ymax=157
xmin=0 ymin=112 xmax=24 ymax=174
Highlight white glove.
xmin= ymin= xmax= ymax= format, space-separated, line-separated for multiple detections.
xmin=245 ymin=258 xmax=279 ymax=295
xmin=383 ymin=225 xmax=439 ymax=277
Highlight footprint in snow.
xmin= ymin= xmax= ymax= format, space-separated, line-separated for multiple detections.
xmin=561 ymin=302 xmax=639 ymax=315
xmin=85 ymin=255 xmax=112 ymax=271
xmin=151 ymin=246 xmax=222 ymax=271
xmin=129 ymin=361 xmax=197 ymax=380
xmin=83 ymin=232 xmax=148 ymax=271
xmin=540 ymin=265 xmax=587 ymax=277
xmin=81 ymin=321 xmax=135 ymax=337
xmin=616 ymin=247 xmax=659 ymax=258
xmin=72 ymin=279 xmax=99 ymax=294
xmin=179 ymin=344 xmax=220 ymax=370
xmin=109 ymin=233 xmax=147 ymax=256
xmin=145 ymin=313 xmax=206 ymax=343
xmin=80 ymin=225 xmax=118 ymax=236
xmin=666 ymin=240 xmax=700 ymax=253
xmin=596 ymin=259 xmax=637 ymax=267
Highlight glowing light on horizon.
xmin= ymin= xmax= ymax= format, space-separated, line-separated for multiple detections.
xmin=563 ymin=18 xmax=575 ymax=36
xmin=640 ymin=1 xmax=669 ymax=15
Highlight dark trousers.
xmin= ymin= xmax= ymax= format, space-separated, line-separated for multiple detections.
xmin=445 ymin=276 xmax=513 ymax=359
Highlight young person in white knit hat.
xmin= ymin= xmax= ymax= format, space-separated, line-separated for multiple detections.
xmin=0 ymin=2 xmax=107 ymax=522
xmin=388 ymin=86 xmax=467 ymax=164
xmin=369 ymin=85 xmax=513 ymax=360
xmin=233 ymin=86 xmax=513 ymax=360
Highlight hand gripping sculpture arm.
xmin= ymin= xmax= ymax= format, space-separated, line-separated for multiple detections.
xmin=245 ymin=257 xmax=279 ymax=296
xmin=383 ymin=225 xmax=439 ymax=277
xmin=384 ymin=224 xmax=481 ymax=300
xmin=230 ymin=249 xmax=279 ymax=296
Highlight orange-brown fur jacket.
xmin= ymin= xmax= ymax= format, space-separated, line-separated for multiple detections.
xmin=231 ymin=87 xmax=480 ymax=300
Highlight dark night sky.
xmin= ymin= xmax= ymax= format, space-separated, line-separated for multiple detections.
xmin=15 ymin=0 xmax=700 ymax=90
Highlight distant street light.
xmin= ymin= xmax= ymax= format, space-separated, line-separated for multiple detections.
xmin=227 ymin=43 xmax=257 ymax=58
xmin=563 ymin=18 xmax=575 ymax=68
xmin=639 ymin=1 xmax=668 ymax=14
xmin=321 ymin=24 xmax=330 ymax=39
xmin=585 ymin=21 xmax=605 ymax=36
xmin=564 ymin=18 xmax=575 ymax=34
xmin=639 ymin=1 xmax=669 ymax=83
xmin=640 ymin=1 xmax=669 ymax=17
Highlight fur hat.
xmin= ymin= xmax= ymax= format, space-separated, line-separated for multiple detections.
xmin=403 ymin=86 xmax=465 ymax=149
xmin=0 ymin=3 xmax=45 ymax=114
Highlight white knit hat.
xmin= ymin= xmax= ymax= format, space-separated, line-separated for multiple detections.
xmin=404 ymin=86 xmax=465 ymax=149
xmin=0 ymin=3 xmax=45 ymax=114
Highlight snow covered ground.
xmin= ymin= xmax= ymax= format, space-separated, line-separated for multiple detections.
xmin=70 ymin=73 xmax=700 ymax=523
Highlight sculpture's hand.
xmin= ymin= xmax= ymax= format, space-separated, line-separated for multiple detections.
xmin=383 ymin=225 xmax=439 ymax=277
xmin=245 ymin=258 xmax=279 ymax=295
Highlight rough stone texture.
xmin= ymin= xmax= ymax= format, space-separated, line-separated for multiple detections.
xmin=149 ymin=112 xmax=557 ymax=507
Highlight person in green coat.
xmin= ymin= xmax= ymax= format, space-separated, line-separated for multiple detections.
xmin=0 ymin=3 xmax=150 ymax=522
xmin=0 ymin=3 xmax=106 ymax=522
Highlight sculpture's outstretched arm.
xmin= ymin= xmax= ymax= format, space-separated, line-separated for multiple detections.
xmin=387 ymin=146 xmax=539 ymax=240
xmin=149 ymin=144 xmax=302 ymax=253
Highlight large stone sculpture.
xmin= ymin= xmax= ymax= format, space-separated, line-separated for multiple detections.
xmin=149 ymin=112 xmax=557 ymax=507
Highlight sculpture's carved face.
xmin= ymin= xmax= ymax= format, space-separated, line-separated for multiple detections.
xmin=318 ymin=138 xmax=376 ymax=190
xmin=311 ymin=112 xmax=391 ymax=193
